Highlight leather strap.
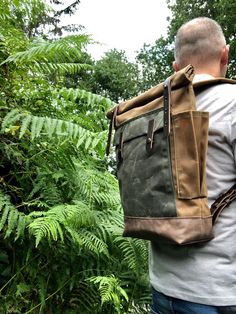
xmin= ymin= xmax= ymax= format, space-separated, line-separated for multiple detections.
xmin=163 ymin=77 xmax=171 ymax=138
xmin=211 ymin=183 xmax=236 ymax=224
xmin=106 ymin=105 xmax=119 ymax=156
xmin=146 ymin=119 xmax=155 ymax=154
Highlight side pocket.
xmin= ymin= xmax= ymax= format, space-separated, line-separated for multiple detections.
xmin=171 ymin=111 xmax=209 ymax=199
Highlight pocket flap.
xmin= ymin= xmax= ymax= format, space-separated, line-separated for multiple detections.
xmin=114 ymin=108 xmax=163 ymax=145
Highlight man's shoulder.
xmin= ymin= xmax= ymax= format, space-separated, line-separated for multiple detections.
xmin=211 ymin=80 xmax=236 ymax=97
xmin=195 ymin=79 xmax=236 ymax=113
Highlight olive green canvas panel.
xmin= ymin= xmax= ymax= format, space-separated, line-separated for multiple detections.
xmin=114 ymin=108 xmax=177 ymax=219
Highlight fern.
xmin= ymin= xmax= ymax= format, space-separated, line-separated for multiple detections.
xmin=0 ymin=190 xmax=30 ymax=240
xmin=44 ymin=116 xmax=57 ymax=138
xmin=15 ymin=214 xmax=27 ymax=240
xmin=1 ymin=35 xmax=91 ymax=66
xmin=0 ymin=2 xmax=151 ymax=310
xmin=31 ymin=116 xmax=45 ymax=139
xmin=37 ymin=276 xmax=47 ymax=314
xmin=28 ymin=217 xmax=64 ymax=247
xmin=127 ymin=304 xmax=150 ymax=313
xmin=114 ymin=237 xmax=148 ymax=272
xmin=28 ymin=203 xmax=111 ymax=256
xmin=80 ymin=230 xmax=109 ymax=257
xmin=58 ymin=87 xmax=115 ymax=110
xmin=71 ymin=162 xmax=120 ymax=209
xmin=1 ymin=109 xmax=106 ymax=153
xmin=4 ymin=207 xmax=19 ymax=238
xmin=69 ymin=282 xmax=101 ymax=313
xmin=19 ymin=114 xmax=32 ymax=138
xmin=1 ymin=108 xmax=25 ymax=130
xmin=16 ymin=282 xmax=31 ymax=297
xmin=32 ymin=62 xmax=92 ymax=75
xmin=28 ymin=204 xmax=77 ymax=246
xmin=88 ymin=275 xmax=128 ymax=313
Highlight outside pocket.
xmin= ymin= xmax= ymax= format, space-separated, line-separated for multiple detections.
xmin=171 ymin=111 xmax=209 ymax=199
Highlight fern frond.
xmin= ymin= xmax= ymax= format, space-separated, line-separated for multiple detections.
xmin=64 ymin=203 xmax=97 ymax=228
xmin=44 ymin=117 xmax=57 ymax=138
xmin=19 ymin=114 xmax=32 ymax=138
xmin=58 ymin=88 xmax=116 ymax=110
xmin=80 ymin=230 xmax=109 ymax=257
xmin=1 ymin=35 xmax=91 ymax=66
xmin=28 ymin=205 xmax=81 ymax=246
xmin=2 ymin=110 xmax=105 ymax=152
xmin=28 ymin=217 xmax=64 ymax=247
xmin=27 ymin=175 xmax=62 ymax=205
xmin=16 ymin=283 xmax=31 ymax=298
xmin=15 ymin=214 xmax=27 ymax=240
xmin=1 ymin=109 xmax=24 ymax=130
xmin=72 ymin=164 xmax=120 ymax=208
xmin=4 ymin=208 xmax=19 ymax=238
xmin=29 ymin=204 xmax=111 ymax=256
xmin=70 ymin=282 xmax=101 ymax=313
xmin=114 ymin=237 xmax=148 ymax=272
xmin=31 ymin=116 xmax=45 ymax=140
xmin=0 ymin=190 xmax=30 ymax=239
xmin=28 ymin=203 xmax=95 ymax=247
xmin=88 ymin=275 xmax=128 ymax=313
xmin=31 ymin=62 xmax=92 ymax=75
xmin=127 ymin=304 xmax=150 ymax=314
xmin=0 ymin=205 xmax=10 ymax=231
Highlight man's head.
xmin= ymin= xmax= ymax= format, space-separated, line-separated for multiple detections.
xmin=173 ymin=17 xmax=229 ymax=77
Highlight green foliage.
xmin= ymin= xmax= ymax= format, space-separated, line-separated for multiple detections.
xmin=88 ymin=275 xmax=128 ymax=313
xmin=0 ymin=189 xmax=29 ymax=240
xmin=1 ymin=109 xmax=107 ymax=156
xmin=136 ymin=37 xmax=173 ymax=91
xmin=93 ymin=49 xmax=140 ymax=102
xmin=0 ymin=1 xmax=150 ymax=312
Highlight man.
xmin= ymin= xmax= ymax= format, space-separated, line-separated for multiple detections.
xmin=150 ymin=17 xmax=236 ymax=314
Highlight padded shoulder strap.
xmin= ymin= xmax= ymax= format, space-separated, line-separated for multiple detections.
xmin=193 ymin=77 xmax=236 ymax=89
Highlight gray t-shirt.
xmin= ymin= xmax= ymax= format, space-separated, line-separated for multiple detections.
xmin=149 ymin=74 xmax=236 ymax=306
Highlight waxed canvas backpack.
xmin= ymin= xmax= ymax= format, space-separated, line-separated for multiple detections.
xmin=106 ymin=65 xmax=236 ymax=245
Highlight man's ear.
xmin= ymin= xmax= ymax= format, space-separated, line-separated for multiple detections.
xmin=172 ymin=61 xmax=179 ymax=72
xmin=221 ymin=44 xmax=229 ymax=66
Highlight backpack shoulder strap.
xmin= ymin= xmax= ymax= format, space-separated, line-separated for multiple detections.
xmin=211 ymin=184 xmax=236 ymax=223
xmin=193 ymin=77 xmax=236 ymax=89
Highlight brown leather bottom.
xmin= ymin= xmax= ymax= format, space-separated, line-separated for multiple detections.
xmin=123 ymin=216 xmax=213 ymax=245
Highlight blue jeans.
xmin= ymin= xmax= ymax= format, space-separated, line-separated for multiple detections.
xmin=151 ymin=289 xmax=236 ymax=314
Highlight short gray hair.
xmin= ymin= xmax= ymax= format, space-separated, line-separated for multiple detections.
xmin=174 ymin=17 xmax=226 ymax=67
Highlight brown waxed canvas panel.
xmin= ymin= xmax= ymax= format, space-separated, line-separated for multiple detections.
xmin=106 ymin=65 xmax=236 ymax=245
xmin=171 ymin=111 xmax=209 ymax=199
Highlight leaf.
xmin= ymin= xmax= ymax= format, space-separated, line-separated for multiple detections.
xmin=34 ymin=116 xmax=45 ymax=138
xmin=5 ymin=209 xmax=19 ymax=238
xmin=19 ymin=115 xmax=32 ymax=138
xmin=1 ymin=109 xmax=20 ymax=130
xmin=0 ymin=206 xmax=10 ymax=231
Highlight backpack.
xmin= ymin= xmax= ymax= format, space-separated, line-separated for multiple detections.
xmin=106 ymin=65 xmax=236 ymax=245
